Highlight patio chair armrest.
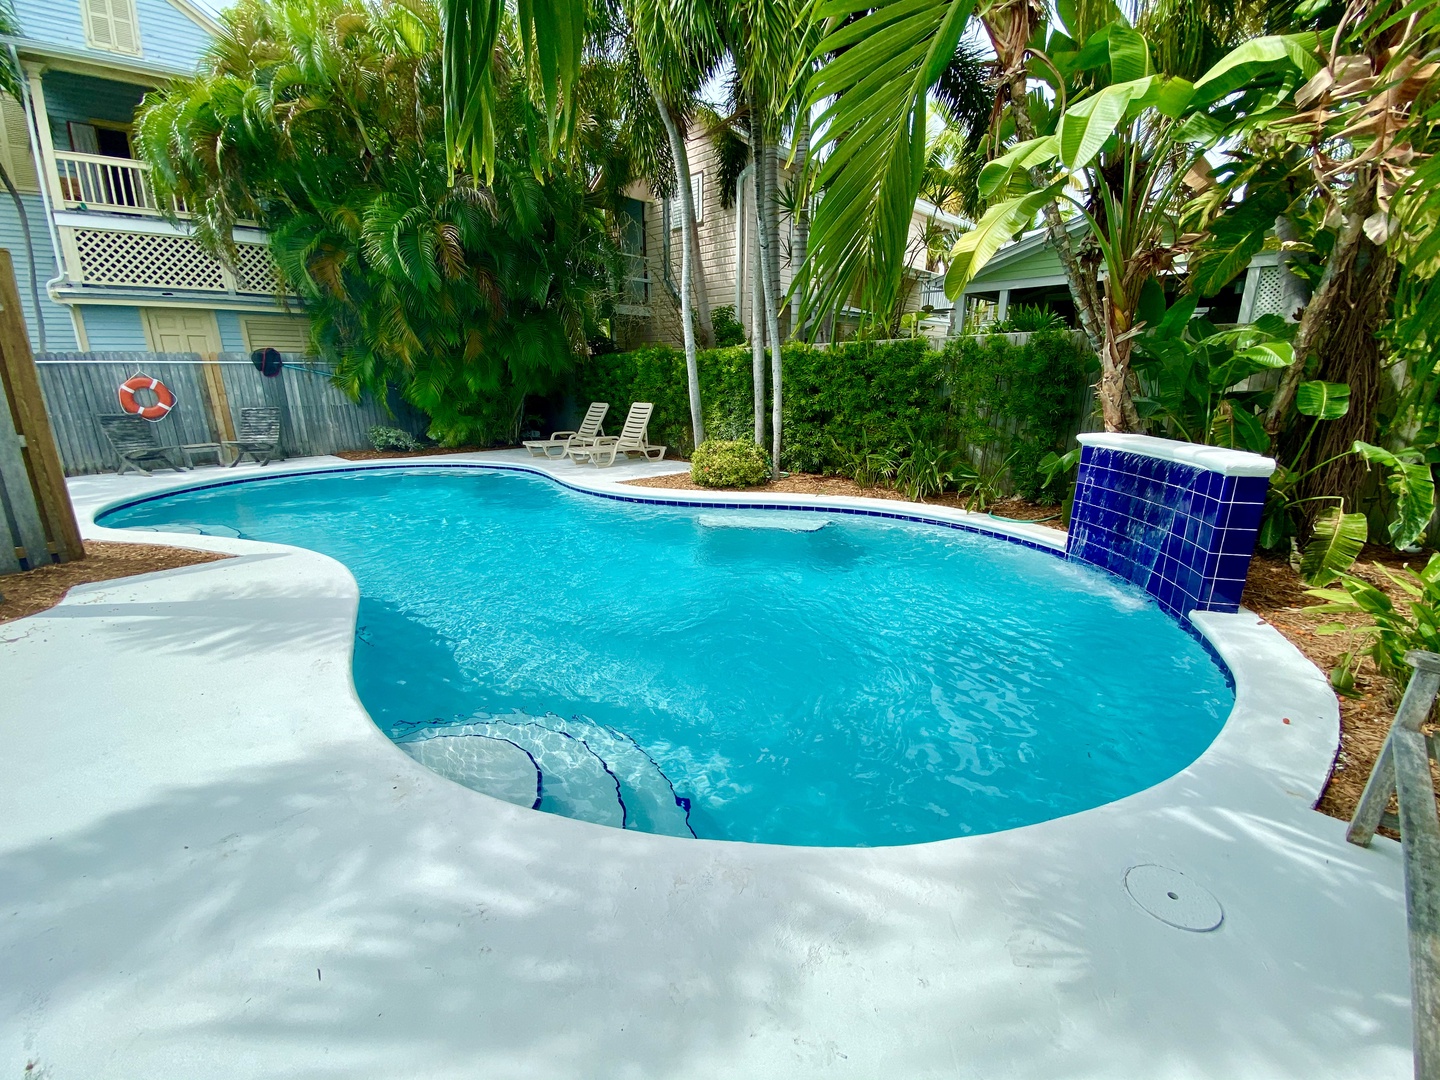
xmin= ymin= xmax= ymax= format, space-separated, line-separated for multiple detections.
xmin=550 ymin=430 xmax=577 ymax=441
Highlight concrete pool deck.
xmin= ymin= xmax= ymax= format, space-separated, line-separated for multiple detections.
xmin=0 ymin=450 xmax=1413 ymax=1078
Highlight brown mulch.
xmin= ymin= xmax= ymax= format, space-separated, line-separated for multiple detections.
xmin=332 ymin=445 xmax=489 ymax=461
xmin=0 ymin=541 xmax=229 ymax=625
xmin=623 ymin=471 xmax=1068 ymax=530
xmin=628 ymin=469 xmax=1433 ymax=824
xmin=1241 ymin=546 xmax=1440 ymax=824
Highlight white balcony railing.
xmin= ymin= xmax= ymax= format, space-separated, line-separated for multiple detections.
xmin=53 ymin=151 xmax=188 ymax=217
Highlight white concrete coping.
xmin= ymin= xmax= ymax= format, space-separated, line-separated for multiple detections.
xmin=0 ymin=451 xmax=1411 ymax=1078
xmin=1079 ymin=432 xmax=1278 ymax=478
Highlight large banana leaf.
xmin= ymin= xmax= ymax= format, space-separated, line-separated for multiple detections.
xmin=1355 ymin=441 xmax=1437 ymax=549
xmin=944 ymin=183 xmax=1066 ymax=297
xmin=804 ymin=0 xmax=975 ymax=325
xmin=1190 ymin=33 xmax=1320 ymax=108
xmin=977 ymin=136 xmax=1058 ymax=199
xmin=442 ymin=0 xmax=586 ymax=177
xmin=1300 ymin=506 xmax=1368 ymax=585
xmin=1296 ymin=380 xmax=1351 ymax=419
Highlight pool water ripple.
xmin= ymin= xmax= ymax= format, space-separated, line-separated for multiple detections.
xmin=99 ymin=467 xmax=1235 ymax=846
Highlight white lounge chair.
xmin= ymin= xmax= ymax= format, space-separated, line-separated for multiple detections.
xmin=570 ymin=402 xmax=666 ymax=467
xmin=523 ymin=402 xmax=608 ymax=459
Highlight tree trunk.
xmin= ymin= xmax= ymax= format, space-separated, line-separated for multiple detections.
xmin=1099 ymin=291 xmax=1141 ymax=432
xmin=667 ymin=116 xmax=715 ymax=350
xmin=654 ymin=90 xmax=705 ymax=447
xmin=751 ymin=166 xmax=766 ymax=446
xmin=790 ymin=109 xmax=811 ymax=341
xmin=755 ymin=123 xmax=784 ymax=476
xmin=763 ymin=136 xmax=785 ymax=342
xmin=0 ymin=163 xmax=45 ymax=352
xmin=1271 ymin=171 xmax=1396 ymax=519
xmin=986 ymin=15 xmax=1106 ymax=358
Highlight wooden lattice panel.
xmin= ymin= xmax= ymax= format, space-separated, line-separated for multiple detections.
xmin=1251 ymin=265 xmax=1285 ymax=318
xmin=74 ymin=229 xmax=226 ymax=291
xmin=233 ymin=243 xmax=282 ymax=295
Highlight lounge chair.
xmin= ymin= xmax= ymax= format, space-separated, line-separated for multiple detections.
xmin=523 ymin=402 xmax=608 ymax=459
xmin=223 ymin=407 xmax=284 ymax=467
xmin=97 ymin=415 xmax=189 ymax=476
xmin=570 ymin=402 xmax=666 ymax=467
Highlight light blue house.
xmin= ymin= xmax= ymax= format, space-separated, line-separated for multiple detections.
xmin=0 ymin=0 xmax=308 ymax=354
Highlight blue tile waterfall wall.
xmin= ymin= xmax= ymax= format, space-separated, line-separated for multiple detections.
xmin=1065 ymin=434 xmax=1276 ymax=617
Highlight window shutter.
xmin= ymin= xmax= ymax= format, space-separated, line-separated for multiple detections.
xmin=85 ymin=0 xmax=141 ymax=55
xmin=110 ymin=0 xmax=140 ymax=54
xmin=0 ymin=96 xmax=38 ymax=194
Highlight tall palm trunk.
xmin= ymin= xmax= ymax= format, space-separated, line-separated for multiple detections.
xmin=0 ymin=163 xmax=45 ymax=352
xmin=790 ymin=109 xmax=811 ymax=342
xmin=762 ymin=137 xmax=784 ymax=341
xmin=685 ymin=193 xmax=715 ymax=348
xmin=983 ymin=3 xmax=1111 ymax=413
xmin=750 ymin=166 xmax=766 ymax=446
xmin=654 ymin=90 xmax=705 ymax=447
xmin=755 ymin=122 xmax=784 ymax=476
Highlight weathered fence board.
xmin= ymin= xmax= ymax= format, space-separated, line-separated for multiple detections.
xmin=0 ymin=250 xmax=82 ymax=573
xmin=36 ymin=353 xmax=427 ymax=475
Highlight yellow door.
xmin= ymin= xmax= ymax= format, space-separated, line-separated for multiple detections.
xmin=142 ymin=308 xmax=222 ymax=353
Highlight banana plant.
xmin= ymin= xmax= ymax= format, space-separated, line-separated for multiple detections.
xmin=944 ymin=22 xmax=1319 ymax=433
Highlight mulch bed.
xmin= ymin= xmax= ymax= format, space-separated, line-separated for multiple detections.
xmin=627 ymin=470 xmax=1436 ymax=825
xmin=0 ymin=542 xmax=229 ymax=625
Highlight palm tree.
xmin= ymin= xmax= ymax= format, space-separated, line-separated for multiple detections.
xmin=723 ymin=0 xmax=816 ymax=475
xmin=623 ymin=0 xmax=725 ymax=447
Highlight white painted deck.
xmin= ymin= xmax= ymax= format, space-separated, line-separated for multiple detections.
xmin=0 ymin=450 xmax=1413 ymax=1079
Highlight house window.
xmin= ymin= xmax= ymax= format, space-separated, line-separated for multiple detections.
xmin=668 ymin=172 xmax=703 ymax=228
xmin=83 ymin=0 xmax=142 ymax=57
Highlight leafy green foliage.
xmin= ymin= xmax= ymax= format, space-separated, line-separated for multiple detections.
xmin=368 ymin=425 xmax=424 ymax=452
xmin=711 ymin=304 xmax=746 ymax=347
xmin=1354 ymin=442 xmax=1438 ymax=550
xmin=944 ymin=330 xmax=1093 ymax=500
xmin=993 ymin=304 xmax=1066 ymax=333
xmin=690 ymin=439 xmax=772 ymax=487
xmin=1299 ymin=506 xmax=1368 ymax=586
xmin=138 ymin=0 xmax=623 ymax=447
xmin=895 ymin=433 xmax=975 ymax=502
xmin=1307 ymin=554 xmax=1440 ymax=694
xmin=572 ymin=332 xmax=1089 ymax=491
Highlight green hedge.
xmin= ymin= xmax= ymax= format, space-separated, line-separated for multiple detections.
xmin=570 ymin=331 xmax=1091 ymax=495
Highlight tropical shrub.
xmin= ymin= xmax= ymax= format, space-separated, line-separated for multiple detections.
xmin=943 ymin=330 xmax=1091 ymax=500
xmin=1307 ymin=555 xmax=1440 ymax=695
xmin=369 ymin=425 xmax=423 ymax=452
xmin=691 ymin=440 xmax=771 ymax=488
xmin=711 ymin=305 xmax=746 ymax=347
xmin=137 ymin=0 xmax=624 ymax=447
xmin=993 ymin=304 xmax=1065 ymax=333
xmin=573 ymin=334 xmax=1090 ymax=485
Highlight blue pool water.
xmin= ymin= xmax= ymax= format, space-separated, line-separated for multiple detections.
xmin=99 ymin=467 xmax=1234 ymax=846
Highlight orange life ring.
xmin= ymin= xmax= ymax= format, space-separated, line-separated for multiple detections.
xmin=118 ymin=374 xmax=177 ymax=422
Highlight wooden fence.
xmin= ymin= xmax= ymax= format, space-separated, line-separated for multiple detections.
xmin=0 ymin=252 xmax=83 ymax=575
xmin=35 ymin=353 xmax=429 ymax=476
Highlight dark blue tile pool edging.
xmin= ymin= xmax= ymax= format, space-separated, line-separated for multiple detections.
xmin=94 ymin=460 xmax=1070 ymax=557
xmin=1066 ymin=438 xmax=1275 ymax=619
xmin=93 ymin=453 xmax=1251 ymax=648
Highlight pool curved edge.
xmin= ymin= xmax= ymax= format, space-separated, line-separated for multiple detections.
xmin=70 ymin=450 xmax=1340 ymax=835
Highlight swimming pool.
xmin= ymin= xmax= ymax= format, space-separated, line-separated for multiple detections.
xmin=98 ymin=466 xmax=1234 ymax=846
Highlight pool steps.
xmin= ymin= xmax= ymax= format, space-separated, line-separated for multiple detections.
xmin=395 ymin=710 xmax=696 ymax=838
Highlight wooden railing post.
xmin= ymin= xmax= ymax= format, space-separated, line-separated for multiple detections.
xmin=0 ymin=249 xmax=83 ymax=564
xmin=1347 ymin=651 xmax=1440 ymax=1080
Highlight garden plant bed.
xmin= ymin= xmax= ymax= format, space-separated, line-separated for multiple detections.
xmin=333 ymin=445 xmax=488 ymax=461
xmin=0 ymin=542 xmax=229 ymax=624
xmin=625 ymin=472 xmax=1435 ymax=826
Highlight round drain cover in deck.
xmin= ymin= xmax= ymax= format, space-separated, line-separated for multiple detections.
xmin=1123 ymin=864 xmax=1223 ymax=932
